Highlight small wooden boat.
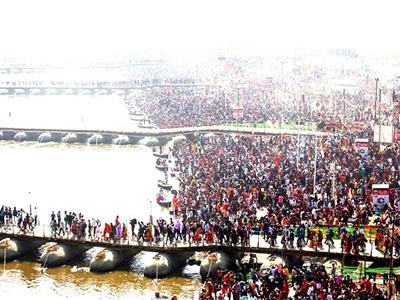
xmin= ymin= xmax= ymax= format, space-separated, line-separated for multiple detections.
xmin=130 ymin=115 xmax=144 ymax=121
xmin=156 ymin=193 xmax=172 ymax=207
xmin=155 ymin=164 xmax=168 ymax=171
xmin=138 ymin=124 xmax=157 ymax=129
xmin=157 ymin=180 xmax=172 ymax=190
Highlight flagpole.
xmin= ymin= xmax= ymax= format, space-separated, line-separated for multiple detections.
xmin=149 ymin=199 xmax=153 ymax=225
xmin=374 ymin=78 xmax=379 ymax=122
xmin=378 ymin=89 xmax=382 ymax=147
xmin=296 ymin=95 xmax=302 ymax=168
xmin=313 ymin=134 xmax=318 ymax=195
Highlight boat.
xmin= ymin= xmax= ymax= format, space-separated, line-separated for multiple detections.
xmin=155 ymin=164 xmax=168 ymax=171
xmin=155 ymin=158 xmax=168 ymax=170
xmin=157 ymin=180 xmax=172 ymax=190
xmin=138 ymin=123 xmax=157 ymax=129
xmin=129 ymin=115 xmax=145 ymax=121
xmin=153 ymin=152 xmax=168 ymax=158
xmin=156 ymin=193 xmax=172 ymax=207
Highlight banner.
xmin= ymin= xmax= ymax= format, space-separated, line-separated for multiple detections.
xmin=372 ymin=184 xmax=390 ymax=210
xmin=373 ymin=125 xmax=393 ymax=144
xmin=232 ymin=107 xmax=244 ymax=117
xmin=354 ymin=138 xmax=368 ymax=158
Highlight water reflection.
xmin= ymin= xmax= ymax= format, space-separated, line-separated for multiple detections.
xmin=2 ymin=261 xmax=201 ymax=300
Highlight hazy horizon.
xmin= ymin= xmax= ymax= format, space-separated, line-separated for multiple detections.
xmin=0 ymin=0 xmax=399 ymax=62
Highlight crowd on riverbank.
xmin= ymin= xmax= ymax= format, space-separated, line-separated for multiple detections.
xmin=172 ymin=132 xmax=399 ymax=244
xmin=134 ymin=84 xmax=374 ymax=130
xmin=2 ymin=129 xmax=400 ymax=256
xmin=3 ymin=129 xmax=400 ymax=299
xmin=132 ymin=55 xmax=383 ymax=130
xmin=198 ymin=261 xmax=396 ymax=300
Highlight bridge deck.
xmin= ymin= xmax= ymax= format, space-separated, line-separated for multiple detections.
xmin=0 ymin=125 xmax=326 ymax=138
xmin=0 ymin=226 xmax=391 ymax=264
xmin=0 ymin=84 xmax=215 ymax=90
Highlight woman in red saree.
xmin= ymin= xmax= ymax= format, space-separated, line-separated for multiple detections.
xmin=205 ymin=227 xmax=214 ymax=243
xmin=122 ymin=223 xmax=128 ymax=240
xmin=103 ymin=223 xmax=111 ymax=240
xmin=193 ymin=227 xmax=202 ymax=243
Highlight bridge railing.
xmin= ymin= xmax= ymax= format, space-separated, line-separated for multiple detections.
xmin=0 ymin=81 xmax=219 ymax=89
xmin=0 ymin=223 xmax=392 ymax=260
xmin=0 ymin=81 xmax=134 ymax=88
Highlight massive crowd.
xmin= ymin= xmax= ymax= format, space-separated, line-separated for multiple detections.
xmin=3 ymin=128 xmax=400 ymax=299
xmin=2 ymin=54 xmax=400 ymax=299
xmin=170 ymin=132 xmax=399 ymax=299
xmin=2 ymin=126 xmax=400 ymax=300
xmin=131 ymin=55 xmax=387 ymax=130
xmin=198 ymin=261 xmax=397 ymax=300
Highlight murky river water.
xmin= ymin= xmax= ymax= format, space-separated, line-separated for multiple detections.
xmin=2 ymin=260 xmax=201 ymax=300
xmin=0 ymin=141 xmax=201 ymax=299
xmin=0 ymin=94 xmax=201 ymax=299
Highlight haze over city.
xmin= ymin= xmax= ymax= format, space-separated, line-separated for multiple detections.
xmin=1 ymin=1 xmax=400 ymax=300
xmin=1 ymin=0 xmax=400 ymax=61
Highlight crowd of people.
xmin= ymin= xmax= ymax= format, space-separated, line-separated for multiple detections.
xmin=48 ymin=210 xmax=131 ymax=243
xmin=0 ymin=205 xmax=38 ymax=233
xmin=130 ymin=54 xmax=388 ymax=131
xmin=20 ymin=129 xmax=396 ymax=299
xmin=199 ymin=261 xmax=395 ymax=299
xmin=172 ymin=133 xmax=398 ymax=227
xmin=40 ymin=207 xmax=399 ymax=258
xmin=132 ymin=81 xmax=378 ymax=130
xmin=135 ymin=86 xmax=229 ymax=128
xmin=3 ymin=54 xmax=400 ymax=299
xmin=3 ymin=127 xmax=400 ymax=298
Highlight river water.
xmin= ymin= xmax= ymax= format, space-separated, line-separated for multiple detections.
xmin=0 ymin=94 xmax=201 ymax=299
xmin=0 ymin=141 xmax=202 ymax=300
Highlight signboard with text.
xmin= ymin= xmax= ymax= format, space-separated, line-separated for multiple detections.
xmin=372 ymin=184 xmax=390 ymax=210
xmin=354 ymin=138 xmax=368 ymax=158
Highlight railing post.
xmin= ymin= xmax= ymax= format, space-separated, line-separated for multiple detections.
xmin=369 ymin=227 xmax=373 ymax=257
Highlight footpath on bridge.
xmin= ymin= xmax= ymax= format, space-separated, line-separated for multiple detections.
xmin=0 ymin=125 xmax=328 ymax=138
xmin=0 ymin=224 xmax=389 ymax=264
